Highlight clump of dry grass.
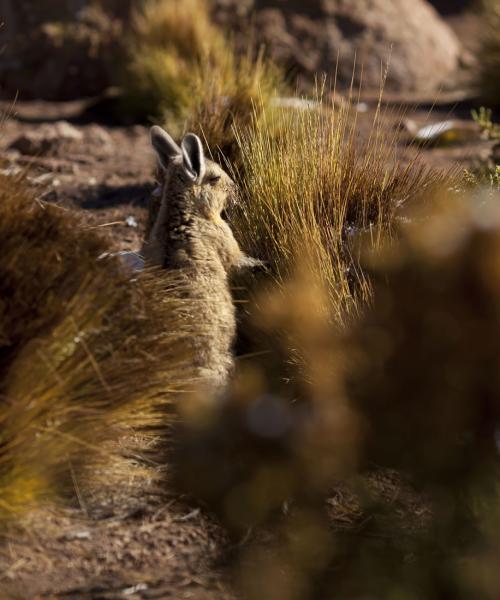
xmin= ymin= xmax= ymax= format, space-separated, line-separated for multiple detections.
xmin=188 ymin=48 xmax=281 ymax=166
xmin=0 ymin=175 xmax=107 ymax=364
xmin=0 ymin=171 xmax=197 ymax=519
xmin=233 ymin=92 xmax=450 ymax=324
xmin=122 ymin=0 xmax=226 ymax=122
xmin=476 ymin=0 xmax=500 ymax=107
xmin=121 ymin=0 xmax=281 ymax=163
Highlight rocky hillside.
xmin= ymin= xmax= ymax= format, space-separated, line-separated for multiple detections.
xmin=0 ymin=0 xmax=475 ymax=100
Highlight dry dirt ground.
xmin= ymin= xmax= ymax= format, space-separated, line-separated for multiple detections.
xmin=0 ymin=95 xmax=492 ymax=599
xmin=1 ymin=500 xmax=233 ymax=599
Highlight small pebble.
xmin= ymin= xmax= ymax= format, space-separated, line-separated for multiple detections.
xmin=32 ymin=173 xmax=53 ymax=185
xmin=125 ymin=216 xmax=139 ymax=228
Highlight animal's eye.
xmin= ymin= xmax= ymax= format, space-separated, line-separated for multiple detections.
xmin=208 ymin=175 xmax=221 ymax=185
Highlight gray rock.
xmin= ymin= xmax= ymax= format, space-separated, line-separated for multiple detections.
xmin=213 ymin=0 xmax=462 ymax=94
xmin=0 ymin=3 xmax=123 ymax=101
xmin=85 ymin=124 xmax=113 ymax=147
xmin=9 ymin=121 xmax=83 ymax=156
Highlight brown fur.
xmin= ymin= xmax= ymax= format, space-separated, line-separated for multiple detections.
xmin=143 ymin=127 xmax=259 ymax=392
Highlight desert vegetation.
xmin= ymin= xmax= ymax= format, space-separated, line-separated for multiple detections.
xmin=0 ymin=0 xmax=500 ymax=598
xmin=0 ymin=168 xmax=201 ymax=519
xmin=121 ymin=0 xmax=281 ymax=163
xmin=232 ymin=93 xmax=450 ymax=323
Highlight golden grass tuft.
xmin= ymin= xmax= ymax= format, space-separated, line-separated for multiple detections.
xmin=0 ymin=171 xmax=199 ymax=519
xmin=121 ymin=0 xmax=281 ymax=163
xmin=122 ymin=0 xmax=226 ymax=122
xmin=188 ymin=48 xmax=281 ymax=166
xmin=232 ymin=91 xmax=451 ymax=324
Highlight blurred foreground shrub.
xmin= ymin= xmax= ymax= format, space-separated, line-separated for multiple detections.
xmin=172 ymin=264 xmax=361 ymax=536
xmin=338 ymin=190 xmax=500 ymax=598
xmin=173 ymin=186 xmax=500 ymax=599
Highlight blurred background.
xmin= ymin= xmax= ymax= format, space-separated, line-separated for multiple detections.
xmin=1 ymin=1 xmax=500 ymax=599
xmin=0 ymin=0 xmax=487 ymax=100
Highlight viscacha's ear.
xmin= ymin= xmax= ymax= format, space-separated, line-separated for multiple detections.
xmin=150 ymin=125 xmax=182 ymax=171
xmin=181 ymin=133 xmax=206 ymax=183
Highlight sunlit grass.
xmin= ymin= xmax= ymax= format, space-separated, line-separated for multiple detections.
xmin=0 ymin=171 xmax=198 ymax=519
xmin=233 ymin=89 xmax=450 ymax=324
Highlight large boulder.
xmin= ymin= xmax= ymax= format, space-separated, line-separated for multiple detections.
xmin=0 ymin=1 xmax=126 ymax=100
xmin=0 ymin=0 xmax=132 ymax=30
xmin=8 ymin=121 xmax=84 ymax=156
xmin=213 ymin=0 xmax=462 ymax=94
xmin=0 ymin=0 xmax=463 ymax=100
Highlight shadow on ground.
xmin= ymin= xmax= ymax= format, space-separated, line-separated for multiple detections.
xmin=76 ymin=182 xmax=153 ymax=210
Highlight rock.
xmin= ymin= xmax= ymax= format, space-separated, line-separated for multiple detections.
xmin=0 ymin=4 xmax=123 ymax=100
xmin=102 ymin=251 xmax=145 ymax=274
xmin=31 ymin=173 xmax=55 ymax=186
xmin=213 ymin=0 xmax=462 ymax=94
xmin=0 ymin=0 xmax=131 ymax=34
xmin=272 ymin=97 xmax=321 ymax=110
xmin=85 ymin=124 xmax=113 ymax=147
xmin=9 ymin=122 xmax=83 ymax=156
xmin=0 ymin=0 xmax=464 ymax=99
xmin=405 ymin=119 xmax=481 ymax=146
xmin=0 ymin=165 xmax=22 ymax=178
xmin=125 ymin=216 xmax=139 ymax=229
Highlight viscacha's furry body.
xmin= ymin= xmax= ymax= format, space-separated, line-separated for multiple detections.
xmin=143 ymin=127 xmax=258 ymax=392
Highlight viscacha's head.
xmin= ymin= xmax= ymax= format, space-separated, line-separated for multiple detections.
xmin=148 ymin=125 xmax=262 ymax=272
xmin=150 ymin=125 xmax=237 ymax=220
